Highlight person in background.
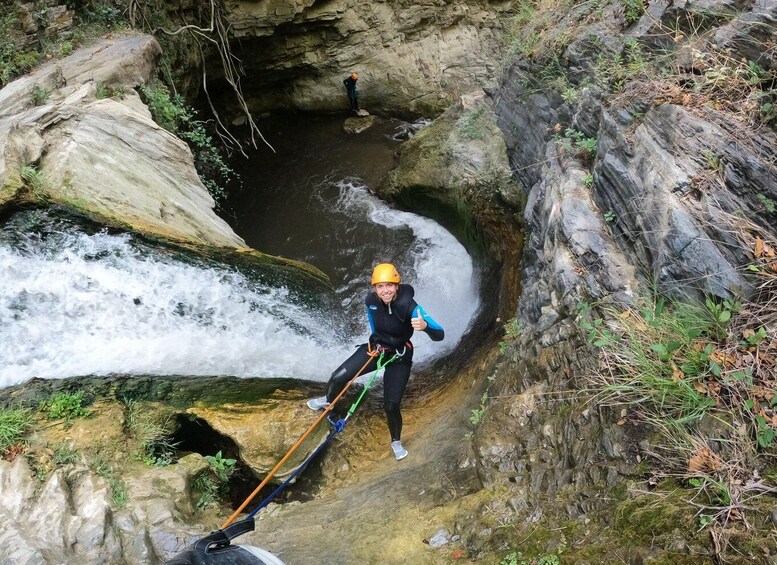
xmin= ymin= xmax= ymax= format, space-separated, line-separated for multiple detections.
xmin=307 ymin=263 xmax=444 ymax=460
xmin=343 ymin=72 xmax=360 ymax=113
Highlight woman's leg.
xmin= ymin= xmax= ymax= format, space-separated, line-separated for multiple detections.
xmin=326 ymin=344 xmax=376 ymax=402
xmin=382 ymin=351 xmax=413 ymax=441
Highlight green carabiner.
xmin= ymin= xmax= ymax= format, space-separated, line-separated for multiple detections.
xmin=345 ymin=351 xmax=397 ymax=419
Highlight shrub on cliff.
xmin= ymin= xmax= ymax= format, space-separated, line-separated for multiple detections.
xmin=0 ymin=7 xmax=38 ymax=86
xmin=139 ymin=80 xmax=235 ymax=206
xmin=0 ymin=1 xmax=126 ymax=88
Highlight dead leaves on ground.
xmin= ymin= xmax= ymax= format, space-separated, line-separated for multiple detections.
xmin=750 ymin=235 xmax=777 ymax=273
xmin=688 ymin=446 xmax=723 ymax=474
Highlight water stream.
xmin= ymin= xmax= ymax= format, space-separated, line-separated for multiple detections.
xmin=0 ymin=115 xmax=482 ymax=388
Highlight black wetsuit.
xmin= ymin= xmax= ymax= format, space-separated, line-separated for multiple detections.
xmin=325 ymin=284 xmax=444 ymax=441
xmin=343 ymin=76 xmax=359 ymax=111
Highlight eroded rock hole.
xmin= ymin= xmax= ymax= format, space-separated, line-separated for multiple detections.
xmin=171 ymin=414 xmax=322 ymax=510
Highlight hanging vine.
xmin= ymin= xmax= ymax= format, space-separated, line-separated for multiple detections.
xmin=127 ymin=0 xmax=274 ymax=155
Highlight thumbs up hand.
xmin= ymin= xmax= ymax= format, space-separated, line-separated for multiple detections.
xmin=411 ymin=315 xmax=427 ymax=331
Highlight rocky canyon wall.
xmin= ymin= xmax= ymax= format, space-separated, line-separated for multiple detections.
xmin=212 ymin=0 xmax=514 ymax=116
xmin=463 ymin=0 xmax=777 ymax=558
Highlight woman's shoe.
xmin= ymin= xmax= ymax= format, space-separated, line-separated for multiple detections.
xmin=306 ymin=396 xmax=330 ymax=410
xmin=391 ymin=440 xmax=408 ymax=460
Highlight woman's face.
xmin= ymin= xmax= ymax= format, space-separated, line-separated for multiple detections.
xmin=374 ymin=282 xmax=398 ymax=304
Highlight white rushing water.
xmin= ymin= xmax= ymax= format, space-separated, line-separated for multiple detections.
xmin=332 ymin=182 xmax=480 ymax=362
xmin=0 ymin=190 xmax=480 ymax=387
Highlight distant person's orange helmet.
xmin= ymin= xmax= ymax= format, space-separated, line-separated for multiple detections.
xmin=351 ymin=73 xmax=359 ymax=79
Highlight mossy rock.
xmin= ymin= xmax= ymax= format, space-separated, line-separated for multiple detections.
xmin=611 ymin=484 xmax=712 ymax=561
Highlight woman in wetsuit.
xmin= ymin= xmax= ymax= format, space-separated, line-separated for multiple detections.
xmin=307 ymin=263 xmax=444 ymax=460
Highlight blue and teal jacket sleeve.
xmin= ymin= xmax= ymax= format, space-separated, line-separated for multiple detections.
xmin=412 ymin=305 xmax=444 ymax=341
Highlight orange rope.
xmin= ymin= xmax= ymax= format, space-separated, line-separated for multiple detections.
xmin=220 ymin=349 xmax=379 ymax=529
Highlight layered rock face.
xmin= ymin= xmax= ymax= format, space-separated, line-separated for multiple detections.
xmin=0 ymin=453 xmax=207 ymax=564
xmin=467 ymin=0 xmax=777 ymax=555
xmin=496 ymin=0 xmax=777 ymax=300
xmin=210 ymin=0 xmax=514 ymax=116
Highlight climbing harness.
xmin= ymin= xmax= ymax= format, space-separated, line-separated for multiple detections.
xmin=372 ymin=339 xmax=411 ymax=358
xmin=219 ymin=349 xmax=397 ymax=530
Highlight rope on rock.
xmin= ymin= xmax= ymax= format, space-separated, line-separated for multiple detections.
xmin=220 ymin=348 xmax=396 ymax=529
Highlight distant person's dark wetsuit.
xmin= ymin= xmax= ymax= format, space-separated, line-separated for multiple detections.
xmin=344 ymin=74 xmax=359 ymax=112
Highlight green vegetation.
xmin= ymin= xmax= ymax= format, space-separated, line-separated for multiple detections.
xmin=0 ymin=8 xmax=38 ymax=86
xmin=504 ymin=0 xmax=776 ymax=135
xmin=0 ymin=407 xmax=33 ymax=455
xmin=499 ymin=317 xmax=521 ymax=353
xmin=26 ymin=453 xmax=48 ymax=481
xmin=757 ymin=193 xmax=775 ymax=214
xmin=2 ymin=1 xmax=242 ymax=204
xmin=558 ymin=128 xmax=597 ymax=162
xmin=124 ymin=399 xmax=178 ymax=467
xmin=52 ymin=443 xmax=79 ymax=466
xmin=79 ymin=1 xmax=125 ymax=29
xmin=194 ymin=450 xmax=239 ymax=511
xmin=577 ymin=254 xmax=777 ymax=532
xmin=470 ymin=318 xmax=523 ymax=428
xmin=577 ymin=296 xmax=738 ymax=423
xmin=39 ymin=390 xmax=90 ymax=421
xmin=139 ymin=80 xmax=234 ymax=206
xmin=621 ymin=0 xmax=645 ymax=26
xmin=32 ymin=84 xmax=50 ymax=105
xmin=501 ymin=549 xmax=562 ymax=565
xmin=593 ymin=41 xmax=650 ymax=93
xmin=470 ymin=390 xmax=489 ymax=425
xmin=95 ymin=82 xmax=124 ymax=99
xmin=1 ymin=1 xmax=127 ymax=88
xmin=456 ymin=106 xmax=487 ymax=140
xmin=205 ymin=450 xmax=237 ymax=482
xmin=613 ymin=484 xmax=701 ymax=545
xmin=94 ymin=455 xmax=128 ymax=508
xmin=702 ymin=149 xmax=722 ymax=171
xmin=20 ymin=165 xmax=46 ymax=196
xmin=193 ymin=471 xmax=220 ymax=511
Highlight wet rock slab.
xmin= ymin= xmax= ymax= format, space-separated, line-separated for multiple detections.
xmin=343 ymin=114 xmax=376 ymax=133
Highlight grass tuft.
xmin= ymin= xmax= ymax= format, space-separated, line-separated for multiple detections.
xmin=124 ymin=399 xmax=178 ymax=467
xmin=0 ymin=407 xmax=33 ymax=456
xmin=39 ymin=390 xmax=90 ymax=422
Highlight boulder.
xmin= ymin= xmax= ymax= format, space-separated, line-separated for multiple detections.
xmin=343 ymin=115 xmax=375 ymax=133
xmin=0 ymin=34 xmax=246 ymax=249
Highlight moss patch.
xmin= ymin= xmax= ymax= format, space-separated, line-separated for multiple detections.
xmin=614 ymin=484 xmax=702 ymax=545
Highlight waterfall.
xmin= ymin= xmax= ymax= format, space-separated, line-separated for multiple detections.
xmin=1 ymin=190 xmax=480 ymax=388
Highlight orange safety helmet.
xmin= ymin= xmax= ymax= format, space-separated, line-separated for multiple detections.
xmin=351 ymin=72 xmax=359 ymax=79
xmin=371 ymin=263 xmax=400 ymax=285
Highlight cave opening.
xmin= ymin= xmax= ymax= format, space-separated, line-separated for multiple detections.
xmin=171 ymin=413 xmax=324 ymax=510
